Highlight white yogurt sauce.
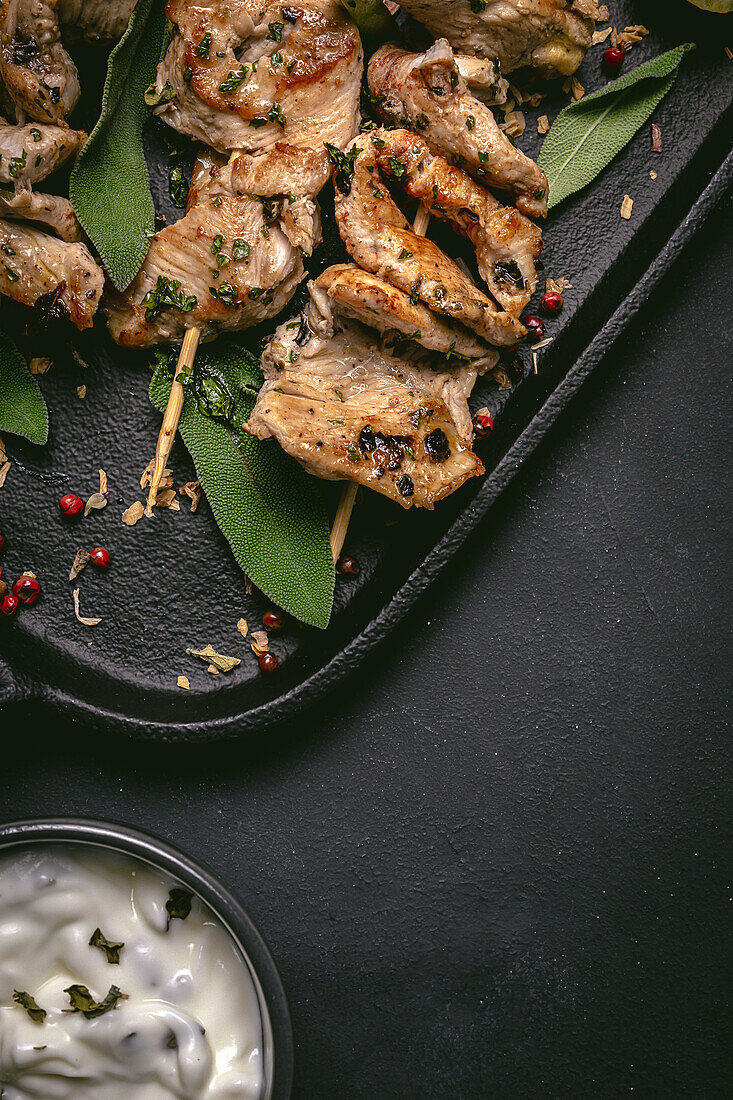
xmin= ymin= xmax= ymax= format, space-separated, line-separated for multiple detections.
xmin=0 ymin=844 xmax=266 ymax=1099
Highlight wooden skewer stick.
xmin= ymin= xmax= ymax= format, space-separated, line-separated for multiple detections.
xmin=147 ymin=149 xmax=244 ymax=510
xmin=330 ymin=482 xmax=358 ymax=562
xmin=328 ymin=202 xmax=433 ymax=560
xmin=146 ymin=325 xmax=201 ymax=514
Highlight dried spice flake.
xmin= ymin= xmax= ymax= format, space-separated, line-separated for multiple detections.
xmin=177 ymin=675 xmax=190 ymax=690
xmin=72 ymin=587 xmax=101 ymax=626
xmin=179 ymin=480 xmax=202 ymax=512
xmin=250 ymin=629 xmax=269 ymax=657
xmin=537 ymin=114 xmax=550 ymax=135
xmin=64 ymin=984 xmax=126 ymax=1018
xmin=186 ymin=645 xmax=241 ymax=673
xmin=77 ymin=385 xmax=87 ymax=399
xmin=651 ymin=123 xmax=662 ymax=153
xmin=13 ymin=991 xmax=46 ymax=1024
xmin=89 ymin=928 xmax=124 ymax=964
xmin=122 ymin=501 xmax=145 ymax=526
xmin=69 ymin=548 xmax=90 ymax=581
xmin=592 ymin=26 xmax=613 ymax=45
xmin=620 ymin=194 xmax=634 ymax=220
xmin=28 ymin=357 xmax=52 ymax=375
xmin=236 ymin=618 xmax=248 ymax=638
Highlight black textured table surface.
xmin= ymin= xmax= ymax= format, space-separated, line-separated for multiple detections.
xmin=1 ymin=190 xmax=730 ymax=1096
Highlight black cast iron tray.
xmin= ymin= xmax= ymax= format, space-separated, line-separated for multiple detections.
xmin=0 ymin=2 xmax=731 ymax=740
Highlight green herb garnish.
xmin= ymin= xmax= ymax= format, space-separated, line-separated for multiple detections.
xmin=166 ymin=888 xmax=193 ymax=925
xmin=64 ymin=985 xmax=127 ymax=1018
xmin=89 ymin=928 xmax=124 ymax=964
xmin=13 ymin=991 xmax=46 ymax=1023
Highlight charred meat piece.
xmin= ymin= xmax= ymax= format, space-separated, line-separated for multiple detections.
xmin=0 ymin=217 xmax=103 ymax=328
xmin=333 ymin=133 xmax=525 ymax=346
xmin=106 ymin=144 xmax=330 ymax=347
xmin=57 ymin=0 xmax=137 ymax=44
xmin=0 ymin=119 xmax=85 ymax=187
xmin=374 ymin=130 xmax=542 ymax=316
xmin=317 ymin=263 xmax=498 ymax=373
xmin=368 ymin=40 xmax=548 ymax=219
xmin=244 ymin=279 xmax=484 ymax=509
xmin=0 ymin=0 xmax=80 ymax=122
xmin=397 ymin=0 xmax=601 ymax=78
xmin=0 ymin=188 xmax=81 ymax=239
xmin=153 ymin=0 xmax=362 ymax=155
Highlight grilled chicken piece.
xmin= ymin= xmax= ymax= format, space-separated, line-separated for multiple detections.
xmin=318 ymin=263 xmax=498 ymax=374
xmin=153 ymin=0 xmax=362 ymax=155
xmin=0 ymin=119 xmax=84 ymax=187
xmin=0 ymin=0 xmax=80 ymax=122
xmin=397 ymin=0 xmax=601 ymax=77
xmin=245 ymin=278 xmax=484 ymax=508
xmin=333 ymin=132 xmax=525 ymax=345
xmin=0 ymin=187 xmax=81 ymax=239
xmin=369 ymin=40 xmax=548 ymax=219
xmin=374 ymin=130 xmax=542 ymax=315
xmin=0 ymin=217 xmax=103 ymax=328
xmin=106 ymin=144 xmax=330 ymax=347
xmin=57 ymin=0 xmax=137 ymax=43
xmin=453 ymin=54 xmax=508 ymax=104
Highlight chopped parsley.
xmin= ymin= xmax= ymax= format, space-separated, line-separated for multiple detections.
xmin=398 ymin=249 xmax=413 ymax=260
xmin=195 ymin=32 xmax=211 ymax=57
xmin=478 ymin=151 xmax=489 ymax=163
xmin=30 ymin=127 xmax=41 ymax=141
xmin=267 ymin=20 xmax=284 ymax=41
xmin=141 ymin=276 xmax=197 ymax=321
xmin=168 ymin=164 xmax=188 ymax=207
xmin=8 ymin=148 xmax=26 ymax=179
xmin=268 ymin=102 xmax=287 ymax=128
xmin=218 ymin=67 xmax=248 ymax=94
xmin=210 ymin=282 xmax=238 ymax=305
xmin=466 ymin=115 xmax=476 ymax=131
xmin=144 ymin=80 xmax=175 ymax=107
xmin=388 ymin=156 xmax=406 ymax=177
xmin=325 ymin=142 xmax=361 ymax=195
xmin=232 ymin=238 xmax=250 ymax=261
xmin=415 ymin=113 xmax=430 ymax=129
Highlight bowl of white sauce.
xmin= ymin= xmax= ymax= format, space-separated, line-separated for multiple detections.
xmin=0 ymin=818 xmax=293 ymax=1100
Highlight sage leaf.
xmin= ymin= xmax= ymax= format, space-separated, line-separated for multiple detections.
xmin=70 ymin=0 xmax=169 ymax=290
xmin=538 ymin=44 xmax=695 ymax=210
xmin=13 ymin=991 xmax=46 ymax=1024
xmin=150 ymin=339 xmax=335 ymax=630
xmin=0 ymin=325 xmax=48 ymax=444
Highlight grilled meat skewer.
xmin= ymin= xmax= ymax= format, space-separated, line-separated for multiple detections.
xmin=0 ymin=217 xmax=103 ymax=328
xmin=58 ymin=0 xmax=138 ymax=44
xmin=106 ymin=143 xmax=331 ymax=347
xmin=368 ymin=40 xmax=548 ymax=219
xmin=397 ymin=0 xmax=603 ymax=78
xmin=152 ymin=0 xmax=362 ymax=155
xmin=245 ymin=272 xmax=485 ymax=508
xmin=333 ymin=132 xmax=525 ymax=346
xmin=0 ymin=0 xmax=80 ymax=122
xmin=373 ymin=129 xmax=542 ymax=316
